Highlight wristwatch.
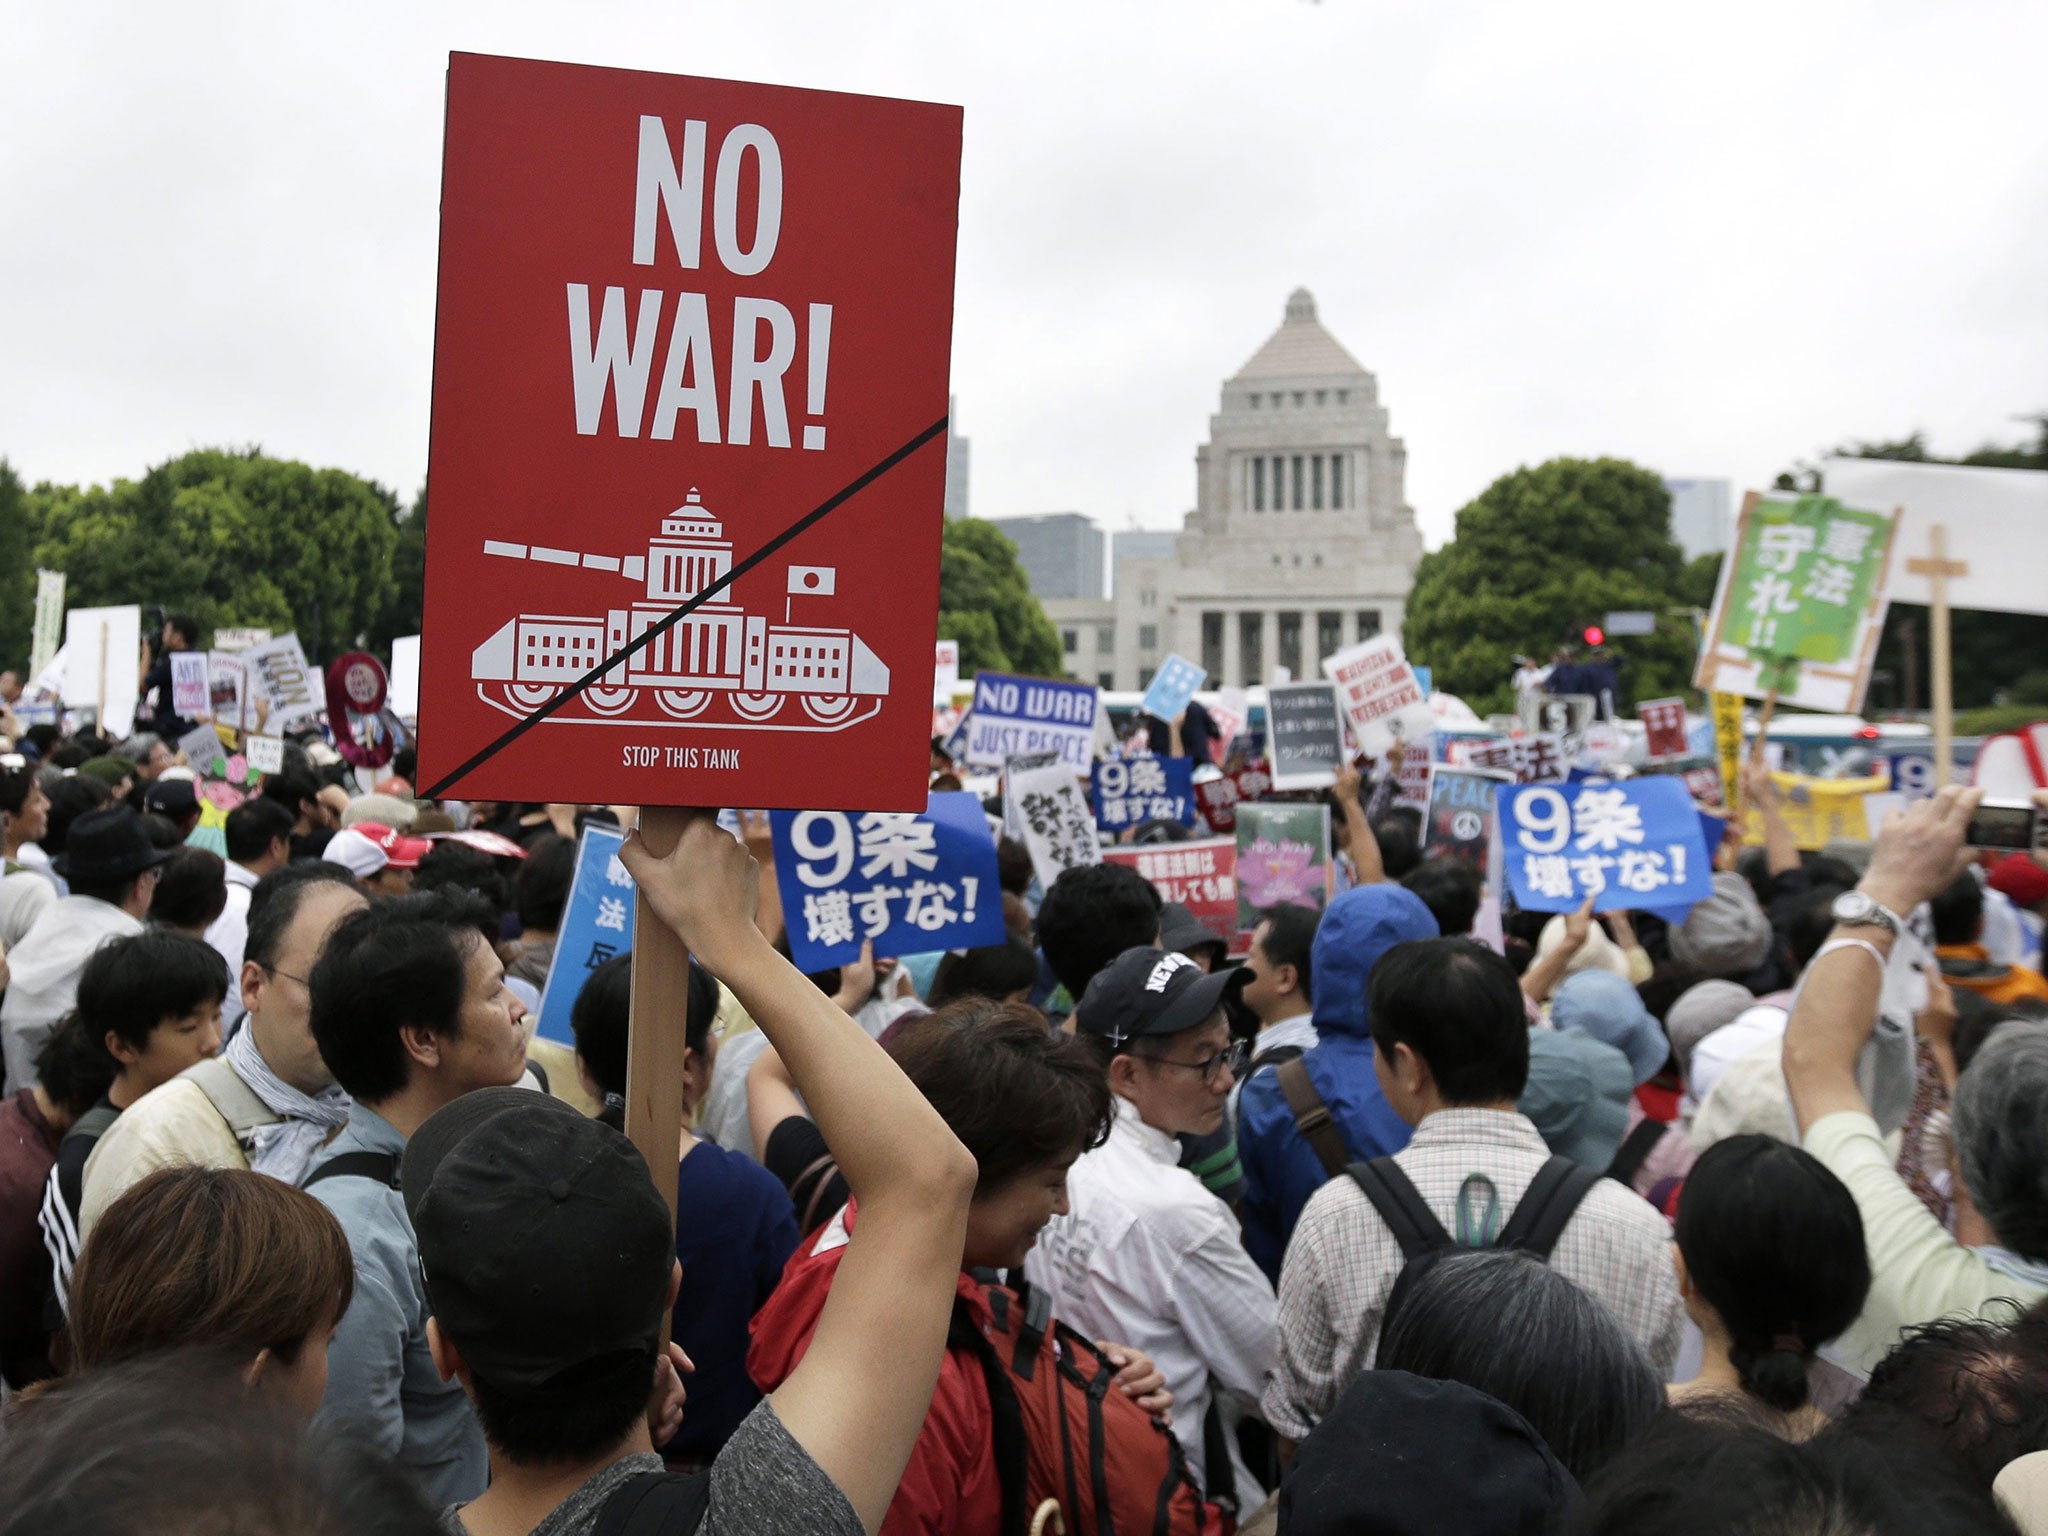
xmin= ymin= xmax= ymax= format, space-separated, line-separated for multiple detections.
xmin=1831 ymin=889 xmax=1902 ymax=937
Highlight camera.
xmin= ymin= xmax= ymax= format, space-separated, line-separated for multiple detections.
xmin=1965 ymin=799 xmax=2048 ymax=855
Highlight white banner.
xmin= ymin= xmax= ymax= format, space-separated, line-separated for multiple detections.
xmin=61 ymin=605 xmax=142 ymax=737
xmin=29 ymin=570 xmax=65 ymax=681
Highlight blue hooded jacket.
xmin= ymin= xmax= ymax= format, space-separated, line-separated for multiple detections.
xmin=1236 ymin=884 xmax=1440 ymax=1279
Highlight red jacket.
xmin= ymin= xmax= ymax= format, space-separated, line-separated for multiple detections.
xmin=748 ymin=1202 xmax=1002 ymax=1536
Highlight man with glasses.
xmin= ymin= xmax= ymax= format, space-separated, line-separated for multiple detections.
xmin=79 ymin=864 xmax=365 ymax=1233
xmin=1026 ymin=945 xmax=1279 ymax=1511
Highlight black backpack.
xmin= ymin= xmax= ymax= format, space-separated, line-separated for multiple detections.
xmin=301 ymin=1152 xmax=402 ymax=1191
xmin=1346 ymin=1153 xmax=1603 ymax=1340
xmin=591 ymin=1470 xmax=711 ymax=1536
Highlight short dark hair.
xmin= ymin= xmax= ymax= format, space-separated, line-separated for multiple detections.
xmin=78 ymin=930 xmax=229 ymax=1055
xmin=1931 ymin=872 xmax=1985 ymax=947
xmin=149 ymin=846 xmax=229 ymax=930
xmin=928 ymin=938 xmax=1042 ymax=1009
xmin=1253 ymin=905 xmax=1318 ymax=1001
xmin=1583 ymin=1408 xmax=2012 ymax=1536
xmin=225 ymin=797 xmax=296 ymax=864
xmin=244 ymin=862 xmax=360 ymax=973
xmin=0 ymin=762 xmax=35 ymax=817
xmin=0 ymin=1349 xmax=442 ymax=1536
xmin=309 ymin=889 xmax=501 ymax=1102
xmin=514 ymin=834 xmax=575 ymax=932
xmin=1401 ymin=858 xmax=1482 ymax=937
xmin=1674 ymin=1135 xmax=1871 ymax=1412
xmin=163 ymin=612 xmax=201 ymax=647
xmin=570 ymin=954 xmax=719 ymax=1101
xmin=137 ymin=812 xmax=185 ymax=850
xmin=1037 ymin=863 xmax=1162 ymax=999
xmin=1842 ymin=1310 xmax=2048 ymax=1491
xmin=34 ymin=1012 xmax=120 ymax=1118
xmin=1952 ymin=993 xmax=2021 ymax=1076
xmin=259 ymin=766 xmax=321 ymax=820
xmin=1375 ymin=1248 xmax=1664 ymax=1482
xmin=414 ymin=840 xmax=512 ymax=916
xmin=888 ymin=1001 xmax=1111 ymax=1192
xmin=996 ymin=836 xmax=1034 ymax=897
xmin=468 ymin=1352 xmax=653 ymax=1468
xmin=42 ymin=773 xmax=111 ymax=855
xmin=1367 ymin=938 xmax=1530 ymax=1104
xmin=1370 ymin=810 xmax=1423 ymax=880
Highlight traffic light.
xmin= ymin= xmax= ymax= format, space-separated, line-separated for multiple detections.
xmin=1582 ymin=624 xmax=1605 ymax=648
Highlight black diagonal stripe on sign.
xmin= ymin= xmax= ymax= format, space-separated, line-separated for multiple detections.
xmin=420 ymin=415 xmax=949 ymax=801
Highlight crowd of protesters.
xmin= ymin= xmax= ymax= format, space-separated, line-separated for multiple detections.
xmin=5 ymin=658 xmax=2048 ymax=1536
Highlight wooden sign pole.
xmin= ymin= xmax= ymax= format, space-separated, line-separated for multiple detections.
xmin=625 ymin=805 xmax=691 ymax=1233
xmin=1906 ymin=523 xmax=1969 ymax=786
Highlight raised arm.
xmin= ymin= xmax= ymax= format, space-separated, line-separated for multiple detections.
xmin=621 ymin=815 xmax=977 ymax=1535
xmin=1520 ymin=897 xmax=1594 ymax=1004
xmin=1741 ymin=763 xmax=1801 ymax=879
xmin=1781 ymin=785 xmax=1979 ymax=1134
xmin=1334 ymin=758 xmax=1383 ymax=885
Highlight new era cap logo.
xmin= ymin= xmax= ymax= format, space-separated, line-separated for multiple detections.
xmin=1146 ymin=952 xmax=1197 ymax=993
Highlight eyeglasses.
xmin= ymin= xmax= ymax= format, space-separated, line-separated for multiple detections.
xmin=266 ymin=966 xmax=313 ymax=989
xmin=1141 ymin=1038 xmax=1249 ymax=1088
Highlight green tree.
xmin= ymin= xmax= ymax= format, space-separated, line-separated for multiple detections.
xmin=366 ymin=482 xmax=428 ymax=654
xmin=0 ymin=461 xmax=32 ymax=674
xmin=937 ymin=517 xmax=1062 ymax=677
xmin=1403 ymin=458 xmax=1696 ymax=717
xmin=26 ymin=447 xmax=402 ymax=665
xmin=1677 ymin=551 xmax=1724 ymax=615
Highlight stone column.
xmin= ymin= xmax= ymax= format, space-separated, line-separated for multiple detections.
xmin=1261 ymin=609 xmax=1279 ymax=686
xmin=1220 ymin=609 xmax=1241 ymax=690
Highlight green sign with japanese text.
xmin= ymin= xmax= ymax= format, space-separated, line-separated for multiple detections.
xmin=1696 ymin=491 xmax=1897 ymax=713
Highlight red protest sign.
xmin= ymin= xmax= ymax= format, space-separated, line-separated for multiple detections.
xmin=1193 ymin=758 xmax=1275 ymax=834
xmin=1639 ymin=697 xmax=1690 ymax=763
xmin=1104 ymin=839 xmax=1240 ymax=951
xmin=418 ymin=54 xmax=962 ymax=811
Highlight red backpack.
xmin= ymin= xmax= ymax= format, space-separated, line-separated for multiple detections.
xmin=948 ymin=1275 xmax=1230 ymax=1536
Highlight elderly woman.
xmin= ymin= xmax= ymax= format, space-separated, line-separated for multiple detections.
xmin=1782 ymin=785 xmax=2048 ymax=1377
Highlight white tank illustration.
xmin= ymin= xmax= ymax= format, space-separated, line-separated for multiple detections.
xmin=470 ymin=489 xmax=890 ymax=730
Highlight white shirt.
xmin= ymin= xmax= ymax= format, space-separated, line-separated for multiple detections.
xmin=1251 ymin=1013 xmax=1318 ymax=1062
xmin=0 ymin=866 xmax=57 ymax=950
xmin=1024 ymin=1095 xmax=1279 ymax=1501
xmin=2 ymin=896 xmax=143 ymax=1090
xmin=1234 ymin=1013 xmax=1319 ymax=1120
xmin=205 ymin=881 xmax=251 ymax=1025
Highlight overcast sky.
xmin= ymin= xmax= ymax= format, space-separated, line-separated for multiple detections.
xmin=5 ymin=1 xmax=2044 ymax=548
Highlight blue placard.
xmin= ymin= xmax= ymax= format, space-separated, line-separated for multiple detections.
xmin=963 ymin=672 xmax=1100 ymax=772
xmin=1499 ymin=777 xmax=1714 ymax=914
xmin=1091 ymin=755 xmax=1195 ymax=832
xmin=533 ymin=823 xmax=634 ymax=1046
xmin=772 ymin=791 xmax=1007 ymax=972
xmin=1412 ymin=665 xmax=1433 ymax=698
xmin=1140 ymin=654 xmax=1207 ymax=724
xmin=1885 ymin=750 xmax=1938 ymax=802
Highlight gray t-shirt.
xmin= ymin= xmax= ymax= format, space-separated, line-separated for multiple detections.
xmin=439 ymin=1400 xmax=860 ymax=1536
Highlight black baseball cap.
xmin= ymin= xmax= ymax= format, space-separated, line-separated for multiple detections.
xmin=401 ymin=1087 xmax=673 ymax=1395
xmin=143 ymin=777 xmax=199 ymax=818
xmin=1074 ymin=946 xmax=1249 ymax=1050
